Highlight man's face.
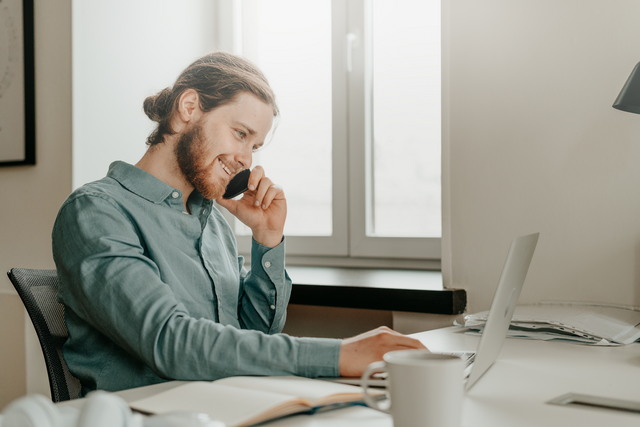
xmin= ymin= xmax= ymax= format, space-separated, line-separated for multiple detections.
xmin=175 ymin=92 xmax=274 ymax=200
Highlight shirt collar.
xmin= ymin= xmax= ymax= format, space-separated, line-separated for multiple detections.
xmin=107 ymin=161 xmax=178 ymax=204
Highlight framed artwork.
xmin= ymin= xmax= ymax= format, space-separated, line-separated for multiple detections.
xmin=0 ymin=0 xmax=35 ymax=166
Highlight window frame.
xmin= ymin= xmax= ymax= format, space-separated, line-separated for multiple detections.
xmin=214 ymin=0 xmax=442 ymax=268
xmin=347 ymin=0 xmax=441 ymax=260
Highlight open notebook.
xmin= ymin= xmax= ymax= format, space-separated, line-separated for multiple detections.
xmin=130 ymin=376 xmax=384 ymax=427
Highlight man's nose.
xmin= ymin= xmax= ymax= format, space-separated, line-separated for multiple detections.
xmin=236 ymin=146 xmax=252 ymax=170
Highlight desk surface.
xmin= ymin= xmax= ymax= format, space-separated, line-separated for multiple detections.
xmin=60 ymin=327 xmax=640 ymax=426
xmin=417 ymin=327 xmax=640 ymax=427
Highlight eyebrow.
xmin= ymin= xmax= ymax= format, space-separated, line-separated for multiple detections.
xmin=233 ymin=121 xmax=257 ymax=136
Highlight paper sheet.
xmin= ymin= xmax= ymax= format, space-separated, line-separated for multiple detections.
xmin=462 ymin=301 xmax=640 ymax=345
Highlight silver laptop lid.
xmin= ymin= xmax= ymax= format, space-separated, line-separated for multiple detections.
xmin=465 ymin=232 xmax=539 ymax=391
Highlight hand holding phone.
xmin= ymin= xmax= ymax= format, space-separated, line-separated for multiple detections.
xmin=223 ymin=169 xmax=251 ymax=199
xmin=216 ymin=165 xmax=286 ymax=248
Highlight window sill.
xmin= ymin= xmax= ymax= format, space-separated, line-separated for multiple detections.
xmin=286 ymin=266 xmax=466 ymax=315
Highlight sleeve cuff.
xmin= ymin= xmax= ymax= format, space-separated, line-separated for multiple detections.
xmin=250 ymin=237 xmax=286 ymax=284
xmin=295 ymin=337 xmax=342 ymax=378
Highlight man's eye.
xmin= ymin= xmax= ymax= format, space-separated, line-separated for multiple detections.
xmin=237 ymin=130 xmax=246 ymax=139
xmin=252 ymin=145 xmax=260 ymax=153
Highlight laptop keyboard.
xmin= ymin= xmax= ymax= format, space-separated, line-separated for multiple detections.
xmin=437 ymin=351 xmax=476 ymax=379
xmin=443 ymin=351 xmax=476 ymax=367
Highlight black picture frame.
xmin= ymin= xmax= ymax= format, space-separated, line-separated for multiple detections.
xmin=0 ymin=0 xmax=35 ymax=166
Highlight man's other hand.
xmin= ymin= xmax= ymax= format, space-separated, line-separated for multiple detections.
xmin=338 ymin=326 xmax=428 ymax=377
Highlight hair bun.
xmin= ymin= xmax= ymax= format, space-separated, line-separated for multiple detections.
xmin=143 ymin=88 xmax=172 ymax=122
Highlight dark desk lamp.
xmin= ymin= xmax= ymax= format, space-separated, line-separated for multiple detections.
xmin=613 ymin=62 xmax=640 ymax=113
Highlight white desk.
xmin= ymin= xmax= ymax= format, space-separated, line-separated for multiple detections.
xmin=415 ymin=327 xmax=640 ymax=427
xmin=60 ymin=327 xmax=640 ymax=426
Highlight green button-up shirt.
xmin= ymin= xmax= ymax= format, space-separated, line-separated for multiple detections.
xmin=52 ymin=161 xmax=340 ymax=395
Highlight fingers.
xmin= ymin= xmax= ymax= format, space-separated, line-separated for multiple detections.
xmin=391 ymin=335 xmax=428 ymax=350
xmin=252 ymin=176 xmax=274 ymax=209
xmin=260 ymin=184 xmax=284 ymax=210
xmin=339 ymin=327 xmax=430 ymax=376
xmin=347 ymin=326 xmax=425 ymax=349
xmin=375 ymin=328 xmax=427 ymax=351
xmin=247 ymin=166 xmax=284 ymax=210
xmin=247 ymin=165 xmax=264 ymax=192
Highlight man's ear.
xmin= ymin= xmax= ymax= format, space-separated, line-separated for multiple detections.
xmin=176 ymin=89 xmax=201 ymax=126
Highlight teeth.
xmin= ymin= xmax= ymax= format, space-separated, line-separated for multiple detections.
xmin=218 ymin=158 xmax=231 ymax=175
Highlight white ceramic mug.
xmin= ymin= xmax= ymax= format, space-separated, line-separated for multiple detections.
xmin=362 ymin=349 xmax=464 ymax=427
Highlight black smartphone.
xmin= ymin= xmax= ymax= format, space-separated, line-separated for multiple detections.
xmin=222 ymin=169 xmax=251 ymax=199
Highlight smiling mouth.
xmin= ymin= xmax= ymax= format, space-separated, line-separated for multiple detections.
xmin=218 ymin=158 xmax=232 ymax=175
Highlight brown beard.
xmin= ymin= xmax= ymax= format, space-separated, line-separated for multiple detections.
xmin=175 ymin=122 xmax=226 ymax=200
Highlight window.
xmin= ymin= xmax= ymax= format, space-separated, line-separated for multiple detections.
xmin=216 ymin=0 xmax=441 ymax=267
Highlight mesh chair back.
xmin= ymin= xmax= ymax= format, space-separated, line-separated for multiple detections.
xmin=7 ymin=268 xmax=82 ymax=402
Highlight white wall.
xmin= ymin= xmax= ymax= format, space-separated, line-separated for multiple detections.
xmin=0 ymin=0 xmax=73 ymax=407
xmin=444 ymin=0 xmax=640 ymax=313
xmin=72 ymin=0 xmax=217 ymax=188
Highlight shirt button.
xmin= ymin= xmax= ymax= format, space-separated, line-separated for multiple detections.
xmin=264 ymin=261 xmax=271 ymax=269
xmin=270 ymin=305 xmax=276 ymax=310
xmin=172 ymin=191 xmax=179 ymax=198
xmin=202 ymin=209 xmax=208 ymax=215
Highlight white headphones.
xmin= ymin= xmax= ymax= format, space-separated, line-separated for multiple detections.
xmin=0 ymin=391 xmax=225 ymax=427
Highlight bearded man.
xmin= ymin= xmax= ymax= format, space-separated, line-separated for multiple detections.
xmin=52 ymin=52 xmax=424 ymax=397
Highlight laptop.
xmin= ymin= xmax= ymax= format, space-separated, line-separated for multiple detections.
xmin=455 ymin=231 xmax=539 ymax=390
xmin=329 ymin=232 xmax=539 ymax=391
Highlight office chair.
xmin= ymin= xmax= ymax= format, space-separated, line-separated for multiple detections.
xmin=7 ymin=268 xmax=82 ymax=402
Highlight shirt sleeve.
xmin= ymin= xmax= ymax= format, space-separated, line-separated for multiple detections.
xmin=53 ymin=193 xmax=341 ymax=383
xmin=236 ymin=238 xmax=291 ymax=334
